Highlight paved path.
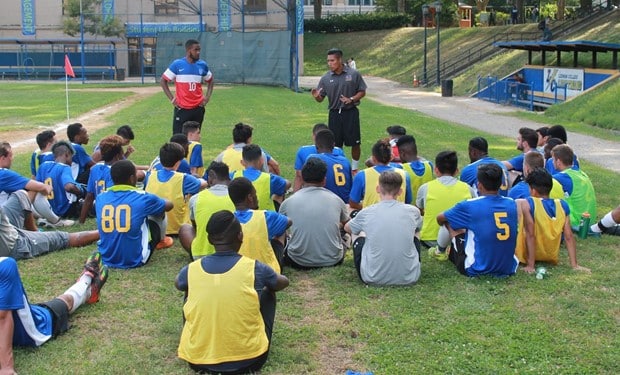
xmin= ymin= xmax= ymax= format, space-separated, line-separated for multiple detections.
xmin=299 ymin=76 xmax=620 ymax=174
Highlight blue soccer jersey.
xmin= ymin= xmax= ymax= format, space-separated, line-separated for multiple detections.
xmin=87 ymin=163 xmax=114 ymax=197
xmin=294 ymin=145 xmax=344 ymax=171
xmin=70 ymin=143 xmax=93 ymax=178
xmin=0 ymin=168 xmax=30 ymax=194
xmin=35 ymin=161 xmax=76 ymax=217
xmin=95 ymin=185 xmax=166 ymax=269
xmin=0 ymin=257 xmax=52 ymax=347
xmin=306 ymin=152 xmax=352 ymax=202
xmin=30 ymin=151 xmax=54 ymax=177
xmin=460 ymin=156 xmax=509 ymax=197
xmin=443 ymin=195 xmax=519 ymax=277
xmin=149 ymin=156 xmax=192 ymax=175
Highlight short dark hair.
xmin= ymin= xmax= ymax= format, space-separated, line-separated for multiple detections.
xmin=396 ymin=135 xmax=417 ymax=155
xmin=477 ymin=163 xmax=503 ymax=191
xmin=36 ymin=130 xmax=56 ymax=150
xmin=67 ymin=123 xmax=83 ymax=142
xmin=314 ymin=129 xmax=335 ymax=151
xmin=544 ymin=137 xmax=564 ymax=159
xmin=547 ymin=125 xmax=567 ymax=143
xmin=536 ymin=126 xmax=549 ymax=137
xmin=206 ymin=161 xmax=230 ymax=181
xmin=551 ymin=144 xmax=574 ymax=166
xmin=519 ymin=127 xmax=538 ymax=149
xmin=327 ymin=48 xmax=343 ymax=58
xmin=228 ymin=177 xmax=254 ymax=205
xmin=182 ymin=121 xmax=201 ymax=136
xmin=435 ymin=151 xmax=458 ymax=175
xmin=170 ymin=133 xmax=189 ymax=147
xmin=110 ymin=160 xmax=136 ymax=185
xmin=386 ymin=125 xmax=406 ymax=136
xmin=159 ymin=142 xmax=185 ymax=167
xmin=242 ymin=144 xmax=262 ymax=163
xmin=116 ymin=125 xmax=134 ymax=140
xmin=99 ymin=135 xmax=124 ymax=162
xmin=372 ymin=138 xmax=392 ymax=164
xmin=207 ymin=210 xmax=241 ymax=245
xmin=302 ymin=157 xmax=327 ymax=184
xmin=525 ymin=168 xmax=553 ymax=196
xmin=232 ymin=122 xmax=253 ymax=143
xmin=378 ymin=171 xmax=403 ymax=195
xmin=0 ymin=142 xmax=11 ymax=158
xmin=52 ymin=140 xmax=75 ymax=157
xmin=185 ymin=39 xmax=199 ymax=50
xmin=469 ymin=137 xmax=488 ymax=153
xmin=312 ymin=123 xmax=328 ymax=135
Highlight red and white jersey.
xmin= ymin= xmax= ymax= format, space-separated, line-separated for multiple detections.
xmin=162 ymin=58 xmax=213 ymax=109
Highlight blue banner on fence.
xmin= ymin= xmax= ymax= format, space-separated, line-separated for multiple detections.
xmin=218 ymin=0 xmax=231 ymax=32
xmin=102 ymin=0 xmax=114 ymax=22
xmin=296 ymin=0 xmax=304 ymax=35
xmin=126 ymin=23 xmax=203 ymax=37
xmin=21 ymin=0 xmax=36 ymax=36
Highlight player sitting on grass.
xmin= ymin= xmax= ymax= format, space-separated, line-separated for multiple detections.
xmin=96 ymin=160 xmax=173 ymax=269
xmin=508 ymin=152 xmax=563 ymax=200
xmin=419 ymin=151 xmax=476 ymax=259
xmin=231 ymin=144 xmax=290 ymax=212
xmin=66 ymin=122 xmax=95 ymax=184
xmin=228 ymin=177 xmax=291 ymax=274
xmin=179 ymin=161 xmax=235 ymax=260
xmin=396 ymin=134 xmax=433 ymax=203
xmin=216 ymin=122 xmax=281 ymax=175
xmin=0 ymin=252 xmax=108 ymax=375
xmin=144 ymin=142 xmax=206 ymax=237
xmin=460 ymin=137 xmax=509 ymax=196
xmin=79 ymin=135 xmax=125 ymax=224
xmin=35 ymin=141 xmax=86 ymax=220
xmin=293 ymin=123 xmax=344 ymax=192
xmin=437 ymin=163 xmax=519 ymax=277
xmin=182 ymin=121 xmax=205 ymax=178
xmin=349 ymin=138 xmax=411 ymax=210
xmin=590 ymin=204 xmax=620 ymax=236
xmin=30 ymin=130 xmax=56 ymax=179
xmin=176 ymin=210 xmax=289 ymax=374
xmin=515 ymin=168 xmax=590 ymax=273
xmin=345 ymin=170 xmax=421 ymax=286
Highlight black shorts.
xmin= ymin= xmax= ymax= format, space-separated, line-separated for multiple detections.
xmin=448 ymin=233 xmax=468 ymax=276
xmin=38 ymin=298 xmax=69 ymax=338
xmin=328 ymin=107 xmax=361 ymax=148
xmin=173 ymin=106 xmax=205 ymax=134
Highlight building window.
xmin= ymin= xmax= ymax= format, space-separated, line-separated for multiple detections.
xmin=246 ymin=0 xmax=267 ymax=13
xmin=304 ymin=0 xmax=334 ymax=5
xmin=155 ymin=0 xmax=179 ymax=15
xmin=348 ymin=0 xmax=374 ymax=5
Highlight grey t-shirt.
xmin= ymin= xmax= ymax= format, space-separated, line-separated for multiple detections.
xmin=348 ymin=200 xmax=421 ymax=286
xmin=279 ymin=186 xmax=349 ymax=267
xmin=317 ymin=66 xmax=367 ymax=111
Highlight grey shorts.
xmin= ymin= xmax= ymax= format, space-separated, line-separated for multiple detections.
xmin=3 ymin=190 xmax=30 ymax=229
xmin=11 ymin=228 xmax=69 ymax=260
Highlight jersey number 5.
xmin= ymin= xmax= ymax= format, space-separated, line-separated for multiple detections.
xmin=101 ymin=204 xmax=132 ymax=233
xmin=494 ymin=212 xmax=510 ymax=241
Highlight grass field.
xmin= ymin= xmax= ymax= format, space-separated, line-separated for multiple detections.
xmin=5 ymin=83 xmax=620 ymax=374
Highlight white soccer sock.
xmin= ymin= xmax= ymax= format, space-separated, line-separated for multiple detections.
xmin=63 ymin=274 xmax=92 ymax=313
xmin=32 ymin=193 xmax=60 ymax=223
xmin=351 ymin=159 xmax=359 ymax=170
xmin=591 ymin=212 xmax=617 ymax=233
xmin=436 ymin=226 xmax=451 ymax=250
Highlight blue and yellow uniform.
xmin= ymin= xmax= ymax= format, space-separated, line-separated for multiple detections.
xmin=232 ymin=168 xmax=287 ymax=211
xmin=35 ymin=161 xmax=76 ymax=217
xmin=419 ymin=179 xmax=472 ymax=241
xmin=144 ymin=169 xmax=202 ymax=235
xmin=0 ymin=168 xmax=31 ymax=195
xmin=508 ymin=179 xmax=564 ymax=200
xmin=515 ymin=197 xmax=569 ymax=264
xmin=399 ymin=159 xmax=433 ymax=202
xmin=30 ymin=150 xmax=54 ymax=177
xmin=443 ymin=195 xmax=519 ymax=277
xmin=95 ymin=184 xmax=166 ymax=269
xmin=191 ymin=188 xmax=235 ymax=258
xmin=86 ymin=162 xmax=114 ymax=197
xmin=294 ymin=145 xmax=344 ymax=172
xmin=349 ymin=165 xmax=411 ymax=207
xmin=553 ymin=168 xmax=597 ymax=227
xmin=460 ymin=157 xmax=509 ymax=197
xmin=70 ymin=143 xmax=92 ymax=179
xmin=306 ymin=152 xmax=352 ymax=203
xmin=187 ymin=141 xmax=204 ymax=176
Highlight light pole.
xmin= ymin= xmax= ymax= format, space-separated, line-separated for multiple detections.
xmin=80 ymin=0 xmax=85 ymax=83
xmin=422 ymin=5 xmax=429 ymax=85
xmin=435 ymin=1 xmax=441 ymax=87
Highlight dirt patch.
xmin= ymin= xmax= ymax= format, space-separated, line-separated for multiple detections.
xmin=9 ymin=86 xmax=162 ymax=153
xmin=288 ymin=272 xmax=367 ymax=374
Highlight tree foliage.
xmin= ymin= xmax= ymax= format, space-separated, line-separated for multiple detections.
xmin=62 ymin=0 xmax=123 ymax=37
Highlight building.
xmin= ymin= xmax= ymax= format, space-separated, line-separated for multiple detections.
xmin=303 ymin=0 xmax=376 ymax=19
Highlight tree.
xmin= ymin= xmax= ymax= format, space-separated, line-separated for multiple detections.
xmin=314 ymin=0 xmax=322 ymax=20
xmin=63 ymin=0 xmax=123 ymax=37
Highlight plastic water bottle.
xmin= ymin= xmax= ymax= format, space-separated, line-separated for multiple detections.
xmin=578 ymin=212 xmax=591 ymax=239
xmin=535 ymin=267 xmax=547 ymax=280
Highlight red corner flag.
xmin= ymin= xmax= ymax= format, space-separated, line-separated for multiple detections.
xmin=64 ymin=55 xmax=75 ymax=78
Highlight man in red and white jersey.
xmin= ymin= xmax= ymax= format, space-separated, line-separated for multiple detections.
xmin=161 ymin=39 xmax=214 ymax=135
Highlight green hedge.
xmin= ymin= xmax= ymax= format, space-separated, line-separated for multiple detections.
xmin=304 ymin=12 xmax=410 ymax=33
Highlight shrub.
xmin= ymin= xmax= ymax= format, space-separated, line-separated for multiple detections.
xmin=304 ymin=12 xmax=410 ymax=33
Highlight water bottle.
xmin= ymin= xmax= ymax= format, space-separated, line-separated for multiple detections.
xmin=578 ymin=212 xmax=591 ymax=239
xmin=535 ymin=267 xmax=547 ymax=280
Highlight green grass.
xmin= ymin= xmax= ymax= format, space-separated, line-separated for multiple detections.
xmin=0 ymin=83 xmax=132 ymax=130
xmin=7 ymin=84 xmax=619 ymax=374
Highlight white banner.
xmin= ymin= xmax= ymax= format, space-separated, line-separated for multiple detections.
xmin=543 ymin=68 xmax=584 ymax=97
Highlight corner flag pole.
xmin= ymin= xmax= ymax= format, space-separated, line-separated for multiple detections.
xmin=64 ymin=55 xmax=75 ymax=120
